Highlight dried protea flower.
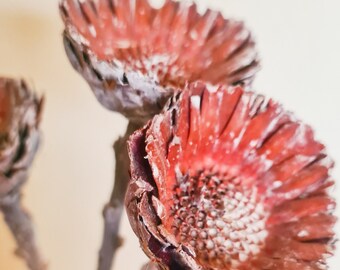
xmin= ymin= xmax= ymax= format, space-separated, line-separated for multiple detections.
xmin=0 ymin=78 xmax=46 ymax=270
xmin=126 ymin=82 xmax=336 ymax=269
xmin=60 ymin=0 xmax=259 ymax=122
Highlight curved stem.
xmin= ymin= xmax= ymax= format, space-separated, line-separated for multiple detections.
xmin=0 ymin=194 xmax=47 ymax=270
xmin=98 ymin=121 xmax=142 ymax=270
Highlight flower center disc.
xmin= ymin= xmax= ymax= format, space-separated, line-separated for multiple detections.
xmin=170 ymin=172 xmax=268 ymax=269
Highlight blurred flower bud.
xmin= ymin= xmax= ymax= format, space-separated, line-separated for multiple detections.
xmin=0 ymin=78 xmax=42 ymax=202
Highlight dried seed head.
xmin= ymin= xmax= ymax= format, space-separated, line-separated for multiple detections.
xmin=126 ymin=82 xmax=336 ymax=269
xmin=60 ymin=0 xmax=259 ymax=123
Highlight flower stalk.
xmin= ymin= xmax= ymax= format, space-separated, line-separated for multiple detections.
xmin=98 ymin=122 xmax=142 ymax=270
xmin=1 ymin=194 xmax=47 ymax=270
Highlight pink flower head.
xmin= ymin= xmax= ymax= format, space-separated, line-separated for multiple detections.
xmin=60 ymin=0 xmax=259 ymax=122
xmin=126 ymin=82 xmax=336 ymax=269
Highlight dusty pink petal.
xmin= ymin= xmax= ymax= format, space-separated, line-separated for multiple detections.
xmin=126 ymin=82 xmax=336 ymax=270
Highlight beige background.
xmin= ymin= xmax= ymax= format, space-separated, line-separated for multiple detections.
xmin=0 ymin=0 xmax=339 ymax=269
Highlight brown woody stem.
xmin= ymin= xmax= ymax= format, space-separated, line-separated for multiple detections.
xmin=98 ymin=121 xmax=142 ymax=270
xmin=0 ymin=194 xmax=47 ymax=270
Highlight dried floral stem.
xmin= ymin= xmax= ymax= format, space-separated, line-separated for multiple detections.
xmin=98 ymin=122 xmax=142 ymax=270
xmin=0 ymin=194 xmax=47 ymax=270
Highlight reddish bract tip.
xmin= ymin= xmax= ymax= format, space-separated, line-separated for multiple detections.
xmin=60 ymin=0 xmax=259 ymax=122
xmin=126 ymin=82 xmax=336 ymax=270
xmin=0 ymin=78 xmax=42 ymax=201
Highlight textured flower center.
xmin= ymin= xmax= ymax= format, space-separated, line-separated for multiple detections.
xmin=170 ymin=173 xmax=268 ymax=269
